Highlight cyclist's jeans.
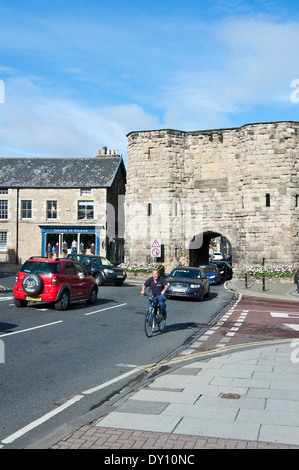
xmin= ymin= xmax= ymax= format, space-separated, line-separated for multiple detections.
xmin=149 ymin=295 xmax=167 ymax=315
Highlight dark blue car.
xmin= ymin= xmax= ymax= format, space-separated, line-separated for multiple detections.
xmin=199 ymin=264 xmax=221 ymax=285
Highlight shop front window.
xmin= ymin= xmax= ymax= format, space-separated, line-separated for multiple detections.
xmin=78 ymin=201 xmax=94 ymax=220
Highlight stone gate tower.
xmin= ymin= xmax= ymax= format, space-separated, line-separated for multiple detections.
xmin=125 ymin=121 xmax=299 ymax=275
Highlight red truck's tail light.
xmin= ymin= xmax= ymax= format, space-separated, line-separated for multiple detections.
xmin=51 ymin=275 xmax=58 ymax=286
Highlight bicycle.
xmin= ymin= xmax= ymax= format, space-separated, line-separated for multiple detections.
xmin=143 ymin=292 xmax=167 ymax=337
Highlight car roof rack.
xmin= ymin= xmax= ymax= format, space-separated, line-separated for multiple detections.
xmin=29 ymin=256 xmax=48 ymax=259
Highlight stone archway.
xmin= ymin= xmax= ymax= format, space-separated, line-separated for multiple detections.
xmin=189 ymin=230 xmax=233 ymax=266
xmin=125 ymin=123 xmax=299 ymax=276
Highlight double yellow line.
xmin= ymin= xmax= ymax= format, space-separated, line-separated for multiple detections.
xmin=140 ymin=338 xmax=299 ymax=372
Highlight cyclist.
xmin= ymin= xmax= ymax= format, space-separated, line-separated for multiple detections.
xmin=141 ymin=269 xmax=169 ymax=317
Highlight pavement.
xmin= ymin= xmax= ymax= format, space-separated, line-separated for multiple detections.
xmin=48 ymin=278 xmax=299 ymax=450
xmin=2 ymin=263 xmax=299 ymax=450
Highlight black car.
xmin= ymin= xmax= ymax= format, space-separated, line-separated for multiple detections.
xmin=166 ymin=266 xmax=210 ymax=301
xmin=66 ymin=254 xmax=126 ymax=286
xmin=212 ymin=261 xmax=233 ymax=281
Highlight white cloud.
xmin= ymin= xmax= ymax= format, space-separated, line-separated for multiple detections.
xmin=0 ymin=78 xmax=160 ymax=160
xmin=0 ymin=14 xmax=298 ymax=158
xmin=160 ymin=19 xmax=299 ymax=130
xmin=218 ymin=19 xmax=299 ymax=100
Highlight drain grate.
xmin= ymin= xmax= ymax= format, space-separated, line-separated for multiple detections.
xmin=219 ymin=393 xmax=241 ymax=399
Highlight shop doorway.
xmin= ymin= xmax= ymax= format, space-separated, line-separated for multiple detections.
xmin=41 ymin=225 xmax=101 ymax=259
xmin=45 ymin=234 xmax=59 ymax=258
xmin=61 ymin=233 xmax=96 ymax=256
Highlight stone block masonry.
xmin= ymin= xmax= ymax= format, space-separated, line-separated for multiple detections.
xmin=125 ymin=121 xmax=299 ymax=275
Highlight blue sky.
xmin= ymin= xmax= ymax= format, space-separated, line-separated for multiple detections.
xmin=0 ymin=0 xmax=299 ymax=162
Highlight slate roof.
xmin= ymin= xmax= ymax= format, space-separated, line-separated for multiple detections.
xmin=0 ymin=157 xmax=126 ymax=188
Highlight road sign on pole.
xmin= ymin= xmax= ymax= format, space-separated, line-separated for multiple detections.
xmin=151 ymin=238 xmax=161 ymax=257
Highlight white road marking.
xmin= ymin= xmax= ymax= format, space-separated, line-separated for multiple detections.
xmin=117 ymin=363 xmax=138 ymax=368
xmin=216 ymin=309 xmax=249 ymax=348
xmin=0 ymin=302 xmax=135 ymax=446
xmin=85 ymin=303 xmax=127 ymax=316
xmin=1 ymin=367 xmax=141 ymax=446
xmin=0 ymin=321 xmax=63 ymax=338
xmin=181 ymin=296 xmax=245 ymax=354
xmin=284 ymin=324 xmax=299 ymax=331
xmin=82 ymin=367 xmax=140 ymax=395
xmin=1 ymin=395 xmax=83 ymax=445
xmin=271 ymin=312 xmax=289 ymax=317
xmin=271 ymin=312 xmax=299 ymax=318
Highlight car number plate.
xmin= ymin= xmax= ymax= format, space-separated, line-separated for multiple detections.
xmin=172 ymin=287 xmax=186 ymax=293
xmin=117 ymin=275 xmax=123 ymax=278
xmin=26 ymin=296 xmax=42 ymax=301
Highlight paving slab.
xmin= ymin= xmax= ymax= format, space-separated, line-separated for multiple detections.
xmin=173 ymin=417 xmax=260 ymax=442
xmin=96 ymin=411 xmax=180 ymax=434
xmin=259 ymin=425 xmax=299 ymax=446
xmin=48 ymin=280 xmax=299 ymax=450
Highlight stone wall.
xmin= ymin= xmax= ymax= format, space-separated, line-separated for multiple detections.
xmin=0 ymin=187 xmax=107 ymax=264
xmin=125 ymin=121 xmax=299 ymax=275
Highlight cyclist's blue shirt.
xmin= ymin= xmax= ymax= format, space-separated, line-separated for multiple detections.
xmin=144 ymin=276 xmax=168 ymax=296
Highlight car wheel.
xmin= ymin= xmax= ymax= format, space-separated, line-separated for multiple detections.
xmin=14 ymin=298 xmax=28 ymax=308
xmin=198 ymin=287 xmax=204 ymax=301
xmin=87 ymin=286 xmax=98 ymax=305
xmin=94 ymin=273 xmax=104 ymax=286
xmin=55 ymin=290 xmax=70 ymax=311
xmin=22 ymin=274 xmax=43 ymax=295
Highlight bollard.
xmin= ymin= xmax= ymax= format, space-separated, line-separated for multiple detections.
xmin=262 ymin=276 xmax=265 ymax=291
xmin=245 ymin=272 xmax=248 ymax=288
xmin=297 ymin=277 xmax=299 ymax=294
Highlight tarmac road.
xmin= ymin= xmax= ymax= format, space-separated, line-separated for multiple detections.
xmin=47 ymin=278 xmax=299 ymax=451
xmin=0 ymin=265 xmax=234 ymax=449
xmin=2 ymin=265 xmax=299 ymax=450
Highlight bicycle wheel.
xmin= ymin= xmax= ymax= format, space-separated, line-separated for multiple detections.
xmin=145 ymin=308 xmax=155 ymax=337
xmin=158 ymin=309 xmax=166 ymax=332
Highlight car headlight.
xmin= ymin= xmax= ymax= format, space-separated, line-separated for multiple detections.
xmin=210 ymin=275 xmax=215 ymax=278
xmin=190 ymin=284 xmax=198 ymax=288
xmin=104 ymin=269 xmax=114 ymax=274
